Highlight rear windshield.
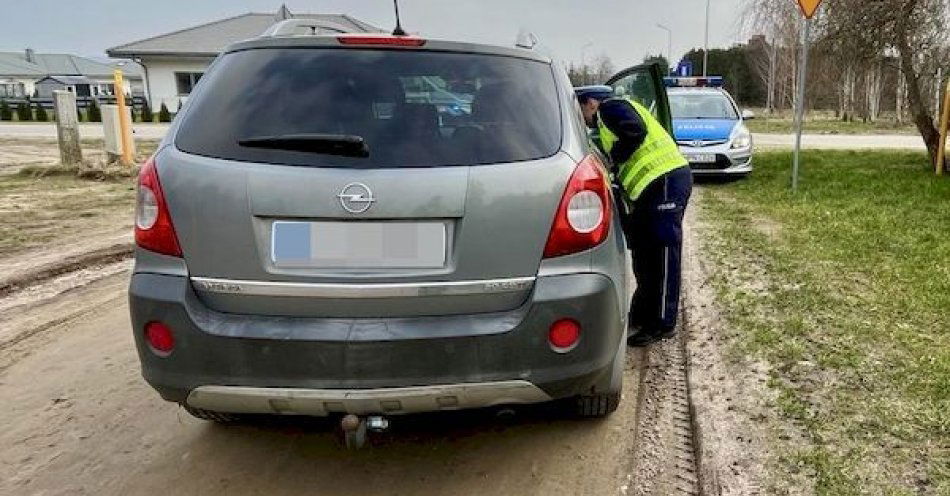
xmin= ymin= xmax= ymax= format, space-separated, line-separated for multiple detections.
xmin=175 ymin=48 xmax=562 ymax=168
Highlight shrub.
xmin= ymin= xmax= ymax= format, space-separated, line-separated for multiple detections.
xmin=158 ymin=103 xmax=171 ymax=122
xmin=140 ymin=101 xmax=153 ymax=122
xmin=0 ymin=99 xmax=11 ymax=121
xmin=16 ymin=101 xmax=33 ymax=121
xmin=87 ymin=100 xmax=101 ymax=122
xmin=34 ymin=102 xmax=48 ymax=122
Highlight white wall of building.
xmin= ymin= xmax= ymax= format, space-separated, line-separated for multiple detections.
xmin=140 ymin=57 xmax=214 ymax=111
xmin=0 ymin=77 xmax=37 ymax=98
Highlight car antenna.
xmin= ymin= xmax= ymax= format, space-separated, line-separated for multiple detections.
xmin=391 ymin=0 xmax=407 ymax=36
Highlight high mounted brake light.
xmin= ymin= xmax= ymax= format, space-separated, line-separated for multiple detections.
xmin=664 ymin=76 xmax=725 ymax=88
xmin=337 ymin=35 xmax=426 ymax=47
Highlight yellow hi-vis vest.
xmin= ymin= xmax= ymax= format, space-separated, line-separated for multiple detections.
xmin=598 ymin=98 xmax=688 ymax=201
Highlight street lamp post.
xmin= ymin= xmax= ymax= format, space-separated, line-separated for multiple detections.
xmin=580 ymin=41 xmax=593 ymax=84
xmin=656 ymin=23 xmax=672 ymax=72
xmin=703 ymin=0 xmax=710 ymax=77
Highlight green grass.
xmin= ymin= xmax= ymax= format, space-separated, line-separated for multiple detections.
xmin=698 ymin=150 xmax=949 ymax=494
xmin=745 ymin=108 xmax=917 ymax=135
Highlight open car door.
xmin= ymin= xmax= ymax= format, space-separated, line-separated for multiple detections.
xmin=604 ymin=63 xmax=673 ymax=133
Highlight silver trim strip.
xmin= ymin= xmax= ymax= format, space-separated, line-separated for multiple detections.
xmin=186 ymin=381 xmax=552 ymax=416
xmin=190 ymin=276 xmax=536 ymax=298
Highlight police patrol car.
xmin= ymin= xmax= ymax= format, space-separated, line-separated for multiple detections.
xmin=666 ymin=76 xmax=753 ymax=176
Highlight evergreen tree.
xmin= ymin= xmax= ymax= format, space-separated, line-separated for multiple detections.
xmin=0 ymin=99 xmax=11 ymax=121
xmin=140 ymin=101 xmax=153 ymax=122
xmin=34 ymin=102 xmax=48 ymax=122
xmin=77 ymin=106 xmax=84 ymax=122
xmin=87 ymin=100 xmax=102 ymax=122
xmin=16 ymin=102 xmax=33 ymax=121
xmin=158 ymin=103 xmax=171 ymax=122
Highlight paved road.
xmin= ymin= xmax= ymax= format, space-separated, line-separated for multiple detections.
xmin=0 ymin=123 xmax=927 ymax=149
xmin=0 ymin=123 xmax=169 ymax=140
xmin=753 ymin=132 xmax=925 ymax=150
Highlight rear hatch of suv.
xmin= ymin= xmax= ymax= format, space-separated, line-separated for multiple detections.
xmin=157 ymin=38 xmax=576 ymax=318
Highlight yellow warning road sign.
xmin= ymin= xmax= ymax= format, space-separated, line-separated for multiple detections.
xmin=796 ymin=0 xmax=823 ymax=19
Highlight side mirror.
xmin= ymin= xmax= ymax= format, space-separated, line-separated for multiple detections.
xmin=741 ymin=109 xmax=756 ymax=120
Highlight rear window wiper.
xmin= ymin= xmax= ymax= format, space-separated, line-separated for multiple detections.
xmin=237 ymin=134 xmax=369 ymax=157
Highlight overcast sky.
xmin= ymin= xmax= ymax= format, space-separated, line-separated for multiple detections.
xmin=0 ymin=0 xmax=750 ymax=69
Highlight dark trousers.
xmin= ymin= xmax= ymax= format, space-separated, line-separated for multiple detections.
xmin=622 ymin=166 xmax=693 ymax=332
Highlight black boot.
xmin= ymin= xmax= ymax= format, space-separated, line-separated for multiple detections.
xmin=626 ymin=327 xmax=676 ymax=347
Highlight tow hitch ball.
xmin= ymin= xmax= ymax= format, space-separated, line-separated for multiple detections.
xmin=341 ymin=414 xmax=390 ymax=449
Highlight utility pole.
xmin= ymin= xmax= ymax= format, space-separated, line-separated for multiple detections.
xmin=703 ymin=0 xmax=710 ymax=77
xmin=656 ymin=24 xmax=672 ymax=71
xmin=581 ymin=41 xmax=593 ymax=85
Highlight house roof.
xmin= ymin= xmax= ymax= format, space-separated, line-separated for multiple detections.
xmin=36 ymin=75 xmax=94 ymax=86
xmin=106 ymin=8 xmax=382 ymax=58
xmin=0 ymin=51 xmax=142 ymax=79
xmin=0 ymin=53 xmax=46 ymax=76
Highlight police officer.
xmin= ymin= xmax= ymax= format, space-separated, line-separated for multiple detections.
xmin=575 ymin=86 xmax=693 ymax=347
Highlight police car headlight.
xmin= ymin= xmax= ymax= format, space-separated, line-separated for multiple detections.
xmin=730 ymin=126 xmax=752 ymax=149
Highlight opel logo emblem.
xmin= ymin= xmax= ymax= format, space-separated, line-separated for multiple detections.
xmin=338 ymin=182 xmax=375 ymax=214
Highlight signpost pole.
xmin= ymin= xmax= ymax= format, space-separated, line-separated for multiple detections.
xmin=791 ymin=17 xmax=811 ymax=192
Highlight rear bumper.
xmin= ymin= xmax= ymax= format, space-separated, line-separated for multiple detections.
xmin=128 ymin=271 xmax=624 ymax=415
xmin=186 ymin=381 xmax=551 ymax=416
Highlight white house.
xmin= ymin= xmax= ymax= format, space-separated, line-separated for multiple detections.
xmin=0 ymin=49 xmax=143 ymax=100
xmin=106 ymin=5 xmax=381 ymax=111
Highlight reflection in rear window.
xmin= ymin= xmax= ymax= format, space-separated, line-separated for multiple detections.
xmin=175 ymin=48 xmax=562 ymax=168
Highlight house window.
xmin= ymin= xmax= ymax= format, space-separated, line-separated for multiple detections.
xmin=0 ymin=83 xmax=25 ymax=98
xmin=175 ymin=72 xmax=203 ymax=95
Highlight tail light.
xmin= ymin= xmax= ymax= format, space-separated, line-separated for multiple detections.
xmin=543 ymin=155 xmax=612 ymax=258
xmin=135 ymin=156 xmax=182 ymax=257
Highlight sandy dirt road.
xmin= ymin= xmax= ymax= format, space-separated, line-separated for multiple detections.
xmin=0 ymin=270 xmax=651 ymax=496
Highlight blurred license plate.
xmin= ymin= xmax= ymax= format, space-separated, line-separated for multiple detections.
xmin=272 ymin=221 xmax=447 ymax=269
xmin=686 ymin=153 xmax=716 ymax=164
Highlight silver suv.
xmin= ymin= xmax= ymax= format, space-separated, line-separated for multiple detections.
xmin=129 ymin=30 xmax=672 ymax=421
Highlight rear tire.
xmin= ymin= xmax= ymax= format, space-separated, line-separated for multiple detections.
xmin=182 ymin=405 xmax=241 ymax=423
xmin=576 ymin=336 xmax=625 ymax=418
xmin=575 ymin=392 xmax=621 ymax=418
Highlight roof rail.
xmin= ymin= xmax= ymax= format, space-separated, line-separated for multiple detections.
xmin=262 ymin=19 xmax=357 ymax=37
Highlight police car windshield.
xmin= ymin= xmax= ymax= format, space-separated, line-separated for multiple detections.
xmin=669 ymin=92 xmax=738 ymax=120
xmin=175 ymin=48 xmax=562 ymax=168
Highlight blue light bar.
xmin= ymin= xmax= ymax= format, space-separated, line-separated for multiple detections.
xmin=663 ymin=76 xmax=725 ymax=88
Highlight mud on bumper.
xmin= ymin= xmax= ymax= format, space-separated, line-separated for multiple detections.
xmin=128 ymin=272 xmax=624 ymax=415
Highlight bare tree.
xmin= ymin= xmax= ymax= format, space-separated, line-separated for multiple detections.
xmin=566 ymin=53 xmax=616 ymax=86
xmin=745 ymin=0 xmax=950 ymax=168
